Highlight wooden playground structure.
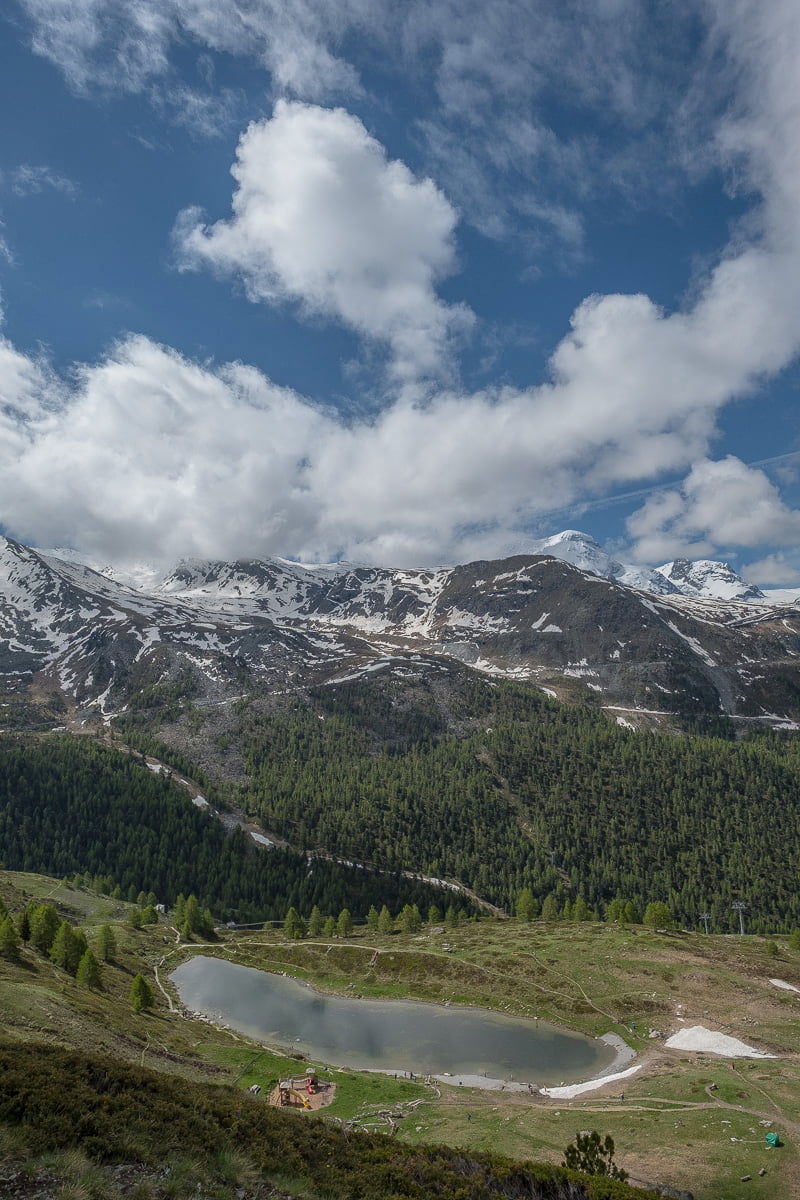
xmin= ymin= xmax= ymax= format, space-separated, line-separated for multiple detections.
xmin=270 ymin=1071 xmax=335 ymax=1112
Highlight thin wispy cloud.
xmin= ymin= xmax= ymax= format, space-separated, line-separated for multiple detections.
xmin=8 ymin=163 xmax=77 ymax=197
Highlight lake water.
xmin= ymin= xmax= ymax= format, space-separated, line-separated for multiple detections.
xmin=171 ymin=955 xmax=615 ymax=1084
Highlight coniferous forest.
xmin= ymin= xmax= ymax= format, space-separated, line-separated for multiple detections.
xmin=0 ymin=737 xmax=460 ymax=923
xmin=3 ymin=668 xmax=800 ymax=930
xmin=229 ymin=674 xmax=800 ymax=931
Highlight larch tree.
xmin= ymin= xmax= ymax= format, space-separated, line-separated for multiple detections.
xmin=76 ymin=948 xmax=103 ymax=990
xmin=129 ymin=974 xmax=154 ymax=1013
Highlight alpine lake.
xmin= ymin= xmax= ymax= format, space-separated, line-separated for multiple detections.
xmin=171 ymin=955 xmax=617 ymax=1086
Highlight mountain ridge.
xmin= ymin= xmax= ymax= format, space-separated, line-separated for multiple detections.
xmin=2 ymin=531 xmax=800 ymax=737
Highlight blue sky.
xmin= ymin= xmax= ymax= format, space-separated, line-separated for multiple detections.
xmin=1 ymin=1 xmax=799 ymax=582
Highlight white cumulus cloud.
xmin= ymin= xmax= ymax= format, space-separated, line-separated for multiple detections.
xmin=174 ymin=102 xmax=473 ymax=385
xmin=3 ymin=1 xmax=800 ymax=576
xmin=626 ymin=457 xmax=800 ymax=562
xmin=740 ymin=552 xmax=800 ymax=588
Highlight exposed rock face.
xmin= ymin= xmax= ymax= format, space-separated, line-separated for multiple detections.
xmin=2 ymin=533 xmax=800 ymax=733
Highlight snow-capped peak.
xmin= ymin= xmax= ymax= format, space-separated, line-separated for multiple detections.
xmin=656 ymin=559 xmax=765 ymax=602
xmin=530 ymin=530 xmax=678 ymax=595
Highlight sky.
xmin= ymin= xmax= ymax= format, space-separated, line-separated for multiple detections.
xmin=1 ymin=0 xmax=799 ymax=583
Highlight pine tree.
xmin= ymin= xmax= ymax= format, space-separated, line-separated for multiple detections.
xmin=29 ymin=904 xmax=60 ymax=954
xmin=644 ymin=901 xmax=674 ymax=930
xmin=308 ymin=905 xmax=324 ymax=936
xmin=322 ymin=916 xmax=336 ymax=937
xmin=185 ymin=895 xmax=202 ymax=934
xmin=572 ymin=896 xmax=591 ymax=922
xmin=788 ymin=929 xmax=800 ymax=951
xmin=541 ymin=893 xmax=559 ymax=921
xmin=140 ymin=905 xmax=159 ymax=925
xmin=283 ymin=907 xmax=306 ymax=940
xmin=16 ymin=907 xmax=30 ymax=942
xmin=96 ymin=925 xmax=117 ymax=962
xmin=337 ymin=908 xmax=353 ymax=938
xmin=399 ymin=905 xmax=415 ymax=934
xmin=365 ymin=905 xmax=379 ymax=931
xmin=76 ymin=948 xmax=103 ymax=990
xmin=562 ymin=1131 xmax=627 ymax=1180
xmin=0 ymin=915 xmax=21 ymax=960
xmin=427 ymin=904 xmax=442 ymax=926
xmin=127 ymin=907 xmax=143 ymax=929
xmin=445 ymin=904 xmax=460 ymax=928
xmin=515 ymin=888 xmax=538 ymax=920
xmin=50 ymin=921 xmax=81 ymax=975
xmin=174 ymin=894 xmax=187 ymax=926
xmin=377 ymin=905 xmax=394 ymax=934
xmin=129 ymin=974 xmax=154 ymax=1013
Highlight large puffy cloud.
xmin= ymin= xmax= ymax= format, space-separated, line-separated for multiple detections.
xmin=0 ymin=334 xmax=332 ymax=563
xmin=740 ymin=553 xmax=800 ymax=588
xmin=626 ymin=457 xmax=800 ymax=562
xmin=0 ymin=324 xmax=791 ymax=571
xmin=4 ymin=1 xmax=800 ymax=576
xmin=175 ymin=102 xmax=472 ymax=385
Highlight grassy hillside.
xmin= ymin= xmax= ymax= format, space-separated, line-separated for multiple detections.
xmin=1 ymin=872 xmax=798 ymax=1199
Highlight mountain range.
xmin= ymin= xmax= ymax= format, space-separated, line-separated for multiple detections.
xmin=2 ymin=529 xmax=799 ymax=737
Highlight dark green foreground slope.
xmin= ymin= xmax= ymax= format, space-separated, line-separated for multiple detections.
xmin=0 ymin=1041 xmax=657 ymax=1200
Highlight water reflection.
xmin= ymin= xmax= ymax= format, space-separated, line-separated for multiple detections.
xmin=172 ymin=956 xmax=614 ymax=1083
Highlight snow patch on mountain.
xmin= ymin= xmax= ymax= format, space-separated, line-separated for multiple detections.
xmin=656 ymin=559 xmax=765 ymax=602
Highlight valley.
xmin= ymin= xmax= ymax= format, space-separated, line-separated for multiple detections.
xmin=3 ymin=532 xmax=800 ymax=1196
xmin=0 ymin=871 xmax=798 ymax=1200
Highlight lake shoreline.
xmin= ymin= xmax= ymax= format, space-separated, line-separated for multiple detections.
xmin=422 ymin=1031 xmax=637 ymax=1094
xmin=171 ymin=955 xmax=628 ymax=1087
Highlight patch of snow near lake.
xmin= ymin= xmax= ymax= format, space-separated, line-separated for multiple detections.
xmin=540 ymin=1063 xmax=642 ymax=1099
xmin=192 ymin=795 xmax=209 ymax=808
xmin=664 ymin=1025 xmax=777 ymax=1057
xmin=770 ymin=978 xmax=800 ymax=994
xmin=250 ymin=831 xmax=273 ymax=847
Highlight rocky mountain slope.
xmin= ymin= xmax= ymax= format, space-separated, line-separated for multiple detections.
xmin=2 ymin=532 xmax=800 ymax=734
